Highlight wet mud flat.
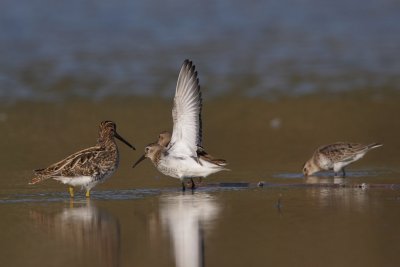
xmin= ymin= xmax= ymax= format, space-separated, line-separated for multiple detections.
xmin=0 ymin=93 xmax=400 ymax=266
xmin=1 ymin=92 xmax=399 ymax=189
xmin=1 ymin=180 xmax=400 ymax=267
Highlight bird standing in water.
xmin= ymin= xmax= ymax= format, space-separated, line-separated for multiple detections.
xmin=132 ymin=60 xmax=228 ymax=190
xmin=157 ymin=131 xmax=227 ymax=167
xmin=303 ymin=142 xmax=382 ymax=177
xmin=30 ymin=121 xmax=135 ymax=197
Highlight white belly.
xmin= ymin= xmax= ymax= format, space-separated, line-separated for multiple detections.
xmin=54 ymin=176 xmax=93 ymax=187
xmin=53 ymin=169 xmax=115 ymax=190
xmin=157 ymin=156 xmax=225 ymax=180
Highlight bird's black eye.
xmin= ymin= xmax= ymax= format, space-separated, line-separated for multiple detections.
xmin=145 ymin=147 xmax=149 ymax=152
xmin=303 ymin=168 xmax=307 ymax=172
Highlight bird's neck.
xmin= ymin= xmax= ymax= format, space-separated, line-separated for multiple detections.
xmin=97 ymin=136 xmax=117 ymax=150
xmin=311 ymin=155 xmax=321 ymax=171
xmin=151 ymin=149 xmax=165 ymax=166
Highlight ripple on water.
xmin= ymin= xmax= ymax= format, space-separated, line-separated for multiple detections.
xmin=0 ymin=189 xmax=161 ymax=204
xmin=0 ymin=185 xmax=243 ymax=204
xmin=274 ymin=169 xmax=391 ymax=179
xmin=1 ymin=177 xmax=400 ymax=204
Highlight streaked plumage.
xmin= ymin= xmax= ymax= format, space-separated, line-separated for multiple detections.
xmin=303 ymin=142 xmax=383 ymax=177
xmin=30 ymin=121 xmax=135 ymax=197
xmin=132 ymin=60 xmax=228 ymax=190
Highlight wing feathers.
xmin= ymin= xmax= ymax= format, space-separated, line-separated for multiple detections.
xmin=318 ymin=142 xmax=382 ymax=162
xmin=169 ymin=60 xmax=203 ymax=157
xmin=31 ymin=146 xmax=105 ymax=183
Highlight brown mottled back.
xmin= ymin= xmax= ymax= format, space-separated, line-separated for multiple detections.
xmin=317 ymin=142 xmax=377 ymax=163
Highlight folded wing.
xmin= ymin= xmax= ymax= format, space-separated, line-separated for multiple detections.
xmin=30 ymin=146 xmax=106 ymax=184
xmin=319 ymin=142 xmax=369 ymax=162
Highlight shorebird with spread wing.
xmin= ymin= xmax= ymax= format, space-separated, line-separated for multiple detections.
xmin=132 ymin=60 xmax=228 ymax=190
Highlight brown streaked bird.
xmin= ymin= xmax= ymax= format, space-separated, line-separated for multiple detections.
xmin=132 ymin=60 xmax=228 ymax=190
xmin=30 ymin=121 xmax=135 ymax=198
xmin=302 ymin=142 xmax=383 ymax=177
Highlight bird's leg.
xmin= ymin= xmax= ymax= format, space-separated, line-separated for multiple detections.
xmin=85 ymin=190 xmax=91 ymax=198
xmin=191 ymin=178 xmax=196 ymax=190
xmin=181 ymin=181 xmax=186 ymax=192
xmin=68 ymin=186 xmax=74 ymax=198
xmin=342 ymin=168 xmax=346 ymax=178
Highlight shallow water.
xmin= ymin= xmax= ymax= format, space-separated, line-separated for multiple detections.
xmin=2 ymin=184 xmax=400 ymax=267
xmin=1 ymin=0 xmax=400 ymax=265
xmin=1 ymin=96 xmax=400 ymax=267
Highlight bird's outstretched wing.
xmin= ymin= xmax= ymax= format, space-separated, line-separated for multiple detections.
xmin=168 ymin=60 xmax=202 ymax=157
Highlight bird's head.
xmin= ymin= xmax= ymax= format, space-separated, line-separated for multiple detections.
xmin=98 ymin=120 xmax=135 ymax=150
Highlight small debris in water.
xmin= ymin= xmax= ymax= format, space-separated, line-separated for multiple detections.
xmin=359 ymin=183 xmax=368 ymax=189
xmin=276 ymin=193 xmax=283 ymax=212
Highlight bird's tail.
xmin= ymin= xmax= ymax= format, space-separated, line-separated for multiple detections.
xmin=199 ymin=154 xmax=228 ymax=167
xmin=214 ymin=165 xmax=231 ymax=172
xmin=367 ymin=143 xmax=383 ymax=150
xmin=212 ymin=158 xmax=228 ymax=167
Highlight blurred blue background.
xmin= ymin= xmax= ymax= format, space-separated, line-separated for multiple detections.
xmin=1 ymin=0 xmax=399 ymax=102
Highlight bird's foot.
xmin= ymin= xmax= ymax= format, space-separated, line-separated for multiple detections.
xmin=190 ymin=178 xmax=196 ymax=190
xmin=181 ymin=182 xmax=186 ymax=192
xmin=68 ymin=186 xmax=74 ymax=198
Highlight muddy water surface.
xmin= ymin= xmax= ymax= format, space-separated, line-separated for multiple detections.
xmin=2 ymin=0 xmax=400 ymax=265
xmin=1 ymin=96 xmax=400 ymax=267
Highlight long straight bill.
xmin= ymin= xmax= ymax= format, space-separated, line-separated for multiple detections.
xmin=132 ymin=154 xmax=146 ymax=168
xmin=115 ymin=132 xmax=135 ymax=150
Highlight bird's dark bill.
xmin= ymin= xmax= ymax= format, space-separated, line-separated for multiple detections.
xmin=132 ymin=154 xmax=146 ymax=168
xmin=115 ymin=132 xmax=135 ymax=150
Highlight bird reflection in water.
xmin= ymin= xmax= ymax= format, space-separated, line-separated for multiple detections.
xmin=304 ymin=175 xmax=370 ymax=212
xmin=160 ymin=192 xmax=220 ymax=267
xmin=305 ymin=175 xmax=345 ymax=185
xmin=29 ymin=200 xmax=121 ymax=267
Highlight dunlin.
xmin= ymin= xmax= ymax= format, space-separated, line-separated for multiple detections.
xmin=157 ymin=131 xmax=227 ymax=166
xmin=303 ymin=142 xmax=383 ymax=177
xmin=30 ymin=121 xmax=135 ymax=197
xmin=132 ymin=60 xmax=228 ymax=190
